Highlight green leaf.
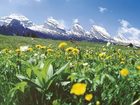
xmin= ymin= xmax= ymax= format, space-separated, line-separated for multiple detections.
xmin=15 ymin=81 xmax=27 ymax=93
xmin=131 ymin=97 xmax=140 ymax=105
xmin=33 ymin=67 xmax=44 ymax=86
xmin=105 ymin=74 xmax=115 ymax=82
xmin=47 ymin=64 xmax=53 ymax=79
xmin=100 ymin=74 xmax=106 ymax=84
xmin=16 ymin=74 xmax=29 ymax=81
xmin=54 ymin=62 xmax=69 ymax=76
xmin=45 ymin=63 xmax=69 ymax=90
xmin=42 ymin=60 xmax=54 ymax=80
xmin=26 ymin=68 xmax=32 ymax=78
xmin=16 ymin=74 xmax=42 ymax=89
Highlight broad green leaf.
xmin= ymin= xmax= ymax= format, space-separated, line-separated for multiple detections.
xmin=16 ymin=74 xmax=28 ymax=81
xmin=105 ymin=74 xmax=115 ymax=82
xmin=45 ymin=63 xmax=69 ymax=90
xmin=15 ymin=81 xmax=27 ymax=93
xmin=54 ymin=62 xmax=69 ymax=76
xmin=26 ymin=68 xmax=32 ymax=78
xmin=41 ymin=59 xmax=53 ymax=81
xmin=47 ymin=64 xmax=53 ymax=79
xmin=33 ymin=67 xmax=44 ymax=86
xmin=16 ymin=74 xmax=42 ymax=89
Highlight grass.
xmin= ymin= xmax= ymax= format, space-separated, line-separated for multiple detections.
xmin=0 ymin=34 xmax=140 ymax=105
xmin=0 ymin=34 xmax=135 ymax=50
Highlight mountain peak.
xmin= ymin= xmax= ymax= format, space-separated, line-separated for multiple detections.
xmin=9 ymin=13 xmax=28 ymax=20
xmin=0 ymin=13 xmax=33 ymax=27
xmin=92 ymin=25 xmax=110 ymax=37
xmin=44 ymin=17 xmax=65 ymax=30
xmin=1 ymin=13 xmax=29 ymax=22
xmin=1 ymin=14 xmax=139 ymax=47
xmin=89 ymin=25 xmax=111 ymax=41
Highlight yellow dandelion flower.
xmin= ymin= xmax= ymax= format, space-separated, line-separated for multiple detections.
xmin=72 ymin=48 xmax=79 ymax=55
xmin=136 ymin=65 xmax=140 ymax=71
xmin=120 ymin=68 xmax=129 ymax=77
xmin=35 ymin=45 xmax=42 ymax=49
xmin=70 ymin=83 xmax=87 ymax=96
xmin=47 ymin=48 xmax=53 ymax=52
xmin=120 ymin=61 xmax=125 ymax=64
xmin=58 ymin=42 xmax=67 ymax=49
xmin=40 ymin=46 xmax=46 ymax=49
xmin=106 ymin=56 xmax=112 ymax=60
xmin=2 ymin=48 xmax=9 ymax=53
xmin=102 ymin=48 xmax=106 ymax=51
xmin=85 ymin=94 xmax=93 ymax=101
xmin=66 ymin=47 xmax=74 ymax=53
xmin=99 ymin=52 xmax=106 ymax=58
xmin=121 ymin=58 xmax=125 ymax=61
xmin=27 ymin=48 xmax=33 ymax=52
xmin=16 ymin=49 xmax=21 ymax=53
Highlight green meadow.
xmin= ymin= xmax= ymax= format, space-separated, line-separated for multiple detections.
xmin=0 ymin=34 xmax=140 ymax=105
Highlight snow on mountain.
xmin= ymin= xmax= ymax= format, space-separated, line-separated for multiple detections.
xmin=1 ymin=14 xmax=139 ymax=47
xmin=113 ymin=19 xmax=140 ymax=47
xmin=44 ymin=17 xmax=65 ymax=30
xmin=29 ymin=17 xmax=66 ymax=35
xmin=90 ymin=25 xmax=112 ymax=41
xmin=114 ymin=34 xmax=128 ymax=43
xmin=0 ymin=14 xmax=33 ymax=27
xmin=114 ymin=35 xmax=140 ymax=47
xmin=67 ymin=19 xmax=85 ymax=37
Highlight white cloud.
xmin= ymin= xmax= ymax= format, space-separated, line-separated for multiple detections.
xmin=98 ymin=7 xmax=107 ymax=13
xmin=119 ymin=19 xmax=130 ymax=27
xmin=73 ymin=19 xmax=79 ymax=24
xmin=117 ymin=19 xmax=140 ymax=40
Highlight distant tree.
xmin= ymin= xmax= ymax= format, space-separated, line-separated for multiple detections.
xmin=128 ymin=43 xmax=133 ymax=47
xmin=16 ymin=32 xmax=20 ymax=36
xmin=31 ymin=33 xmax=38 ymax=38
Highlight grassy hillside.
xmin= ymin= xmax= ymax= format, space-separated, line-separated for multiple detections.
xmin=0 ymin=34 xmax=135 ymax=50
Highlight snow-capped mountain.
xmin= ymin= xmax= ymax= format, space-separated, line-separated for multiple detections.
xmin=44 ymin=17 xmax=65 ymax=31
xmin=29 ymin=17 xmax=66 ymax=35
xmin=114 ymin=35 xmax=140 ymax=47
xmin=90 ymin=25 xmax=112 ymax=41
xmin=0 ymin=14 xmax=139 ymax=47
xmin=113 ymin=35 xmax=128 ymax=45
xmin=0 ymin=14 xmax=33 ymax=27
xmin=67 ymin=20 xmax=85 ymax=37
xmin=0 ymin=19 xmax=35 ymax=36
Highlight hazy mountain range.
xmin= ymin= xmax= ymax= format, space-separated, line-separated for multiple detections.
xmin=0 ymin=14 xmax=139 ymax=47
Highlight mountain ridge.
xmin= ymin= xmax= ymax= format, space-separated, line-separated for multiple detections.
xmin=0 ymin=14 xmax=140 ymax=47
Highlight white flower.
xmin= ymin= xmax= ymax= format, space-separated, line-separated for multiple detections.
xmin=83 ymin=63 xmax=88 ymax=66
xmin=40 ymin=54 xmax=46 ymax=58
xmin=106 ymin=42 xmax=111 ymax=47
xmin=34 ymin=53 xmax=38 ymax=56
xmin=20 ymin=46 xmax=29 ymax=52
xmin=28 ymin=58 xmax=36 ymax=64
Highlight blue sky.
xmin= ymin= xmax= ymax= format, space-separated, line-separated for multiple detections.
xmin=0 ymin=0 xmax=140 ymax=37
